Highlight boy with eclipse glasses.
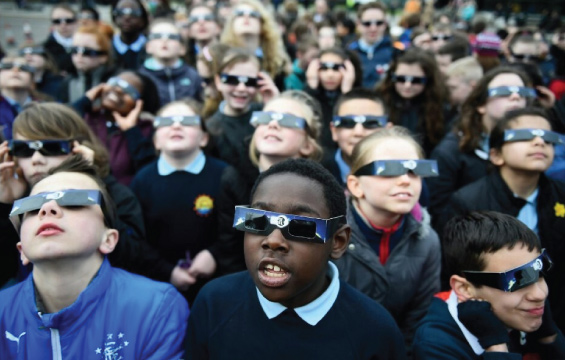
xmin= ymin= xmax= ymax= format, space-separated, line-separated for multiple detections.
xmin=413 ymin=211 xmax=565 ymax=359
xmin=187 ymin=158 xmax=407 ymax=359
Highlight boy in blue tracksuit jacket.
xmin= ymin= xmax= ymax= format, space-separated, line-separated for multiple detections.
xmin=0 ymin=157 xmax=189 ymax=359
xmin=138 ymin=19 xmax=202 ymax=106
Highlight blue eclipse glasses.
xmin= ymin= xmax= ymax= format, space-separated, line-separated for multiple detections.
xmin=106 ymin=77 xmax=140 ymax=100
xmin=147 ymin=33 xmax=182 ymax=41
xmin=250 ymin=111 xmax=308 ymax=131
xmin=463 ymin=250 xmax=553 ymax=292
xmin=504 ymin=128 xmax=564 ymax=145
xmin=154 ymin=115 xmax=201 ymax=128
xmin=487 ymin=86 xmax=537 ymax=98
xmin=354 ymin=159 xmax=439 ymax=177
xmin=10 ymin=189 xmax=103 ymax=218
xmin=332 ymin=115 xmax=388 ymax=129
xmin=233 ymin=206 xmax=345 ymax=243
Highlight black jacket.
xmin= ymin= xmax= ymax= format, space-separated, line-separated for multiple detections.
xmin=446 ymin=171 xmax=565 ymax=333
xmin=43 ymin=34 xmax=76 ymax=76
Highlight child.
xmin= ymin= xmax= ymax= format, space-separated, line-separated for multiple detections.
xmin=0 ymin=157 xmax=189 ymax=358
xmin=377 ymin=48 xmax=447 ymax=156
xmin=305 ymin=47 xmax=357 ymax=149
xmin=44 ymin=4 xmax=78 ymax=76
xmin=323 ymin=88 xmax=389 ymax=187
xmin=190 ymin=90 xmax=323 ymax=277
xmin=184 ymin=4 xmax=220 ymax=67
xmin=428 ymin=67 xmax=533 ymax=232
xmin=435 ymin=38 xmax=470 ymax=76
xmin=413 ymin=211 xmax=565 ymax=358
xmin=444 ymin=108 xmax=565 ymax=332
xmin=138 ymin=19 xmax=203 ymax=106
xmin=19 ymin=44 xmax=63 ymax=100
xmin=206 ymin=48 xmax=279 ymax=167
xmin=284 ymin=37 xmax=320 ymax=91
xmin=445 ymin=57 xmax=483 ymax=117
xmin=130 ymin=99 xmax=227 ymax=303
xmin=187 ymin=158 xmax=407 ymax=359
xmin=111 ymin=0 xmax=149 ymax=70
xmin=337 ymin=127 xmax=441 ymax=353
xmin=348 ymin=2 xmax=393 ymax=88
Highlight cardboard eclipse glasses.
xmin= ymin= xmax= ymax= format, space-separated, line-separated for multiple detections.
xmin=354 ymin=159 xmax=439 ymax=177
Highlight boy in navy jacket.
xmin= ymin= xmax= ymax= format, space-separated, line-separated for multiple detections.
xmin=0 ymin=158 xmax=189 ymax=359
xmin=413 ymin=211 xmax=565 ymax=359
xmin=186 ymin=158 xmax=406 ymax=359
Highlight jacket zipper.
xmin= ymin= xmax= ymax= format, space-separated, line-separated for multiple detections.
xmin=165 ymin=68 xmax=175 ymax=102
xmin=39 ymin=312 xmax=63 ymax=360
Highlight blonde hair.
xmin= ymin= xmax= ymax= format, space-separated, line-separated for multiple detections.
xmin=349 ymin=126 xmax=424 ymax=177
xmin=220 ymin=0 xmax=291 ymax=79
xmin=447 ymin=56 xmax=483 ymax=83
xmin=75 ymin=25 xmax=112 ymax=55
xmin=249 ymin=90 xmax=323 ymax=165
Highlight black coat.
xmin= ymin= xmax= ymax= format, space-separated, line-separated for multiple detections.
xmin=43 ymin=34 xmax=76 ymax=76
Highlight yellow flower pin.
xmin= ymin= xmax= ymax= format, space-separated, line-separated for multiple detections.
xmin=555 ymin=202 xmax=565 ymax=218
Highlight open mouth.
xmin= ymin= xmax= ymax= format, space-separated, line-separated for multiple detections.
xmin=258 ymin=261 xmax=291 ymax=287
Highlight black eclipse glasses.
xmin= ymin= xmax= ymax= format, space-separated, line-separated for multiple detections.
xmin=332 ymin=115 xmax=388 ymax=129
xmin=319 ymin=62 xmax=344 ymax=71
xmin=8 ymin=140 xmax=73 ymax=158
xmin=69 ymin=46 xmax=107 ymax=57
xmin=188 ymin=14 xmax=215 ymax=24
xmin=10 ymin=189 xmax=102 ymax=218
xmin=220 ymin=73 xmax=258 ymax=88
xmin=234 ymin=9 xmax=261 ymax=19
xmin=147 ymin=33 xmax=182 ymax=41
xmin=0 ymin=62 xmax=35 ymax=73
xmin=112 ymin=8 xmax=143 ymax=18
xmin=354 ymin=159 xmax=439 ymax=177
xmin=233 ymin=206 xmax=345 ymax=243
xmin=361 ymin=20 xmax=385 ymax=27
xmin=249 ymin=111 xmax=308 ymax=130
xmin=503 ymin=128 xmax=564 ymax=145
xmin=19 ymin=46 xmax=45 ymax=56
xmin=51 ymin=18 xmax=76 ymax=25
xmin=487 ymin=86 xmax=537 ymax=98
xmin=154 ymin=115 xmax=201 ymax=128
xmin=392 ymin=74 xmax=427 ymax=85
xmin=463 ymin=250 xmax=553 ymax=292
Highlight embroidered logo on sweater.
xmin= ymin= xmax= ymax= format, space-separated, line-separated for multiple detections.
xmin=194 ymin=194 xmax=214 ymax=216
xmin=5 ymin=331 xmax=26 ymax=353
xmin=95 ymin=332 xmax=129 ymax=359
xmin=555 ymin=202 xmax=565 ymax=217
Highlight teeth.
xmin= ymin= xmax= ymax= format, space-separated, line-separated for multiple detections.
xmin=273 ymin=265 xmax=281 ymax=272
xmin=263 ymin=270 xmax=285 ymax=277
xmin=265 ymin=264 xmax=273 ymax=270
xmin=264 ymin=264 xmax=284 ymax=273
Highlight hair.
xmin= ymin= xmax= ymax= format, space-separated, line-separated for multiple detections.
xmin=51 ymin=4 xmax=77 ymax=18
xmin=333 ymin=88 xmax=386 ymax=116
xmin=456 ymin=66 xmax=531 ymax=153
xmin=432 ymin=22 xmax=452 ymax=34
xmin=377 ymin=48 xmax=446 ymax=147
xmin=296 ymin=37 xmax=319 ymax=55
xmin=13 ymin=102 xmax=111 ymax=177
xmin=250 ymin=158 xmax=346 ymax=219
xmin=114 ymin=70 xmax=161 ymax=114
xmin=19 ymin=43 xmax=59 ymax=74
xmin=508 ymin=34 xmax=539 ymax=53
xmin=249 ymin=90 xmax=323 ymax=165
xmin=75 ymin=25 xmax=112 ymax=57
xmin=215 ymin=47 xmax=260 ymax=76
xmin=80 ymin=6 xmax=100 ymax=21
xmin=318 ymin=47 xmax=363 ymax=89
xmin=446 ymin=56 xmax=483 ymax=83
xmin=443 ymin=211 xmax=541 ymax=277
xmin=400 ymin=13 xmax=421 ymax=29
xmin=48 ymin=155 xmax=117 ymax=229
xmin=437 ymin=38 xmax=470 ymax=62
xmin=349 ymin=126 xmax=424 ymax=179
xmin=157 ymin=98 xmax=207 ymax=132
xmin=111 ymin=0 xmax=149 ymax=32
xmin=357 ymin=2 xmax=387 ymax=20
xmin=220 ymin=0 xmax=291 ymax=79
xmin=489 ymin=107 xmax=551 ymax=151
xmin=475 ymin=54 xmax=501 ymax=74
xmin=198 ymin=43 xmax=231 ymax=119
xmin=148 ymin=18 xmax=179 ymax=34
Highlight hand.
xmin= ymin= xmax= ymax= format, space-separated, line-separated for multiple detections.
xmin=170 ymin=265 xmax=197 ymax=292
xmin=0 ymin=141 xmax=27 ymax=204
xmin=72 ymin=141 xmax=95 ymax=165
xmin=340 ymin=60 xmax=356 ymax=93
xmin=187 ymin=250 xmax=217 ymax=280
xmin=528 ymin=300 xmax=558 ymax=344
xmin=305 ymin=59 xmax=320 ymax=89
xmin=257 ymin=72 xmax=280 ymax=105
xmin=536 ymin=86 xmax=556 ymax=109
xmin=85 ymin=83 xmax=105 ymax=102
xmin=457 ymin=300 xmax=509 ymax=350
xmin=112 ymin=99 xmax=143 ymax=132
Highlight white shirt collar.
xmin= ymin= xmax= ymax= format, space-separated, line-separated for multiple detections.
xmin=446 ymin=290 xmax=485 ymax=355
xmin=52 ymin=31 xmax=73 ymax=49
xmin=256 ymin=261 xmax=340 ymax=326
xmin=157 ymin=151 xmax=205 ymax=176
xmin=113 ymin=33 xmax=147 ymax=54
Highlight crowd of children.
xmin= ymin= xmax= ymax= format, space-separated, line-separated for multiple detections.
xmin=1 ymin=0 xmax=565 ymax=358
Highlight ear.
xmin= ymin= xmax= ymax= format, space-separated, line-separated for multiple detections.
xmin=450 ymin=274 xmax=477 ymax=302
xmin=98 ymin=229 xmax=119 ymax=255
xmin=329 ymin=224 xmax=350 ymax=259
xmin=477 ymin=104 xmax=486 ymax=115
xmin=330 ymin=122 xmax=339 ymax=142
xmin=199 ymin=132 xmax=209 ymax=148
xmin=214 ymin=74 xmax=222 ymax=91
xmin=489 ymin=147 xmax=505 ymax=166
xmin=16 ymin=242 xmax=30 ymax=266
xmin=346 ymin=174 xmax=364 ymax=199
xmin=298 ymin=137 xmax=315 ymax=157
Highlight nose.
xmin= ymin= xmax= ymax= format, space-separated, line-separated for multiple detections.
xmin=397 ymin=172 xmax=414 ymax=185
xmin=261 ymin=229 xmax=290 ymax=253
xmin=267 ymin=119 xmax=281 ymax=129
xmin=353 ymin=123 xmax=365 ymax=136
xmin=171 ymin=120 xmax=183 ymax=129
xmin=31 ymin=150 xmax=46 ymax=165
xmin=235 ymin=81 xmax=247 ymax=91
xmin=508 ymin=91 xmax=522 ymax=100
xmin=38 ymin=200 xmax=63 ymax=220
xmin=526 ymin=278 xmax=548 ymax=302
xmin=531 ymin=135 xmax=546 ymax=146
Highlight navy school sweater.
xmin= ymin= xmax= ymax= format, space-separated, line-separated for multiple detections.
xmin=130 ymin=156 xmax=227 ymax=282
xmin=187 ymin=270 xmax=407 ymax=360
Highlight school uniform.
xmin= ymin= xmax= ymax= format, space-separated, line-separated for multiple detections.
xmin=187 ymin=262 xmax=407 ymax=360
